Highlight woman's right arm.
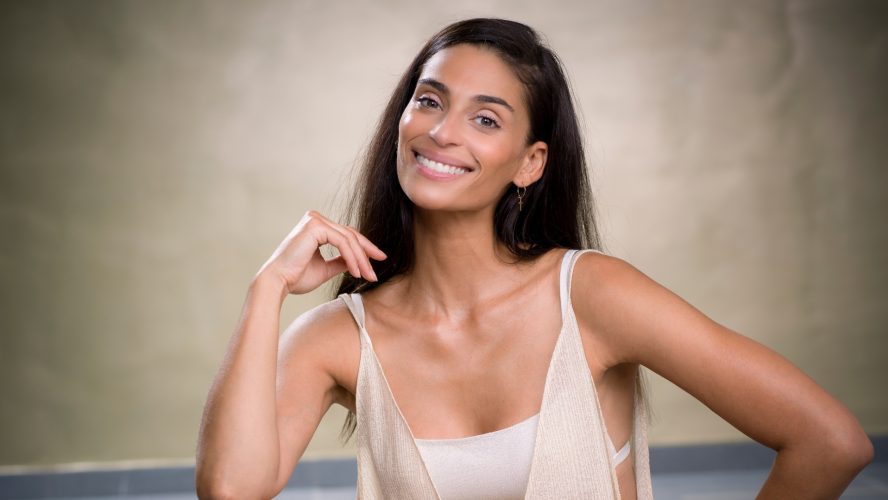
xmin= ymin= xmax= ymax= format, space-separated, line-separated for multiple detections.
xmin=194 ymin=211 xmax=385 ymax=500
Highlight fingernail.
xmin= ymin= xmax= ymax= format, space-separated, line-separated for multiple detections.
xmin=370 ymin=269 xmax=378 ymax=281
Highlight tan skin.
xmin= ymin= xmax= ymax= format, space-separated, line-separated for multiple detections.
xmin=195 ymin=45 xmax=873 ymax=500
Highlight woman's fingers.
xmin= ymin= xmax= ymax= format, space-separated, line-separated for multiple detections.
xmin=334 ymin=224 xmax=374 ymax=281
xmin=263 ymin=211 xmax=389 ymax=296
xmin=350 ymin=233 xmax=380 ymax=282
xmin=343 ymin=225 xmax=387 ymax=261
xmin=309 ymin=212 xmax=383 ymax=281
xmin=310 ymin=212 xmax=385 ymax=259
xmin=312 ymin=220 xmax=363 ymax=279
xmin=322 ymin=255 xmax=350 ymax=282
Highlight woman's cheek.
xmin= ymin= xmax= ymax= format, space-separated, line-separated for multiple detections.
xmin=398 ymin=108 xmax=413 ymax=136
xmin=476 ymin=141 xmax=516 ymax=180
xmin=400 ymin=106 xmax=431 ymax=136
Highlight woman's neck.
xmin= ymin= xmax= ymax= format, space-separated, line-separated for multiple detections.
xmin=406 ymin=206 xmax=527 ymax=315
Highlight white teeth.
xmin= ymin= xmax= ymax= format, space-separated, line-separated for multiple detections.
xmin=416 ymin=154 xmax=469 ymax=175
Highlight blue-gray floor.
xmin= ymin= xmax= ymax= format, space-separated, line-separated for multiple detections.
xmin=19 ymin=462 xmax=887 ymax=500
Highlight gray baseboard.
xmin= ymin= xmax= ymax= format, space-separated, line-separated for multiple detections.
xmin=649 ymin=434 xmax=888 ymax=475
xmin=649 ymin=441 xmax=777 ymax=474
xmin=284 ymin=458 xmax=358 ymax=489
xmin=1 ymin=436 xmax=884 ymax=499
xmin=0 ymin=467 xmax=196 ymax=499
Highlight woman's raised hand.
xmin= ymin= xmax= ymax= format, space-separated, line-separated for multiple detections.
xmin=256 ymin=211 xmax=386 ymax=296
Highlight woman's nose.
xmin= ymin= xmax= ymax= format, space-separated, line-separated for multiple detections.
xmin=429 ymin=113 xmax=462 ymax=147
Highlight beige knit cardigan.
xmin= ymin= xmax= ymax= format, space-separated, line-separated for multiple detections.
xmin=339 ymin=249 xmax=654 ymax=499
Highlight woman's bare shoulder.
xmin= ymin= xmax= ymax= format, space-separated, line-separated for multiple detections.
xmin=570 ymin=250 xmax=700 ymax=336
xmin=281 ymin=296 xmax=361 ymax=343
xmin=571 ymin=250 xmax=644 ymax=296
xmin=569 ymin=251 xmax=681 ymax=364
xmin=278 ymin=295 xmax=362 ymax=394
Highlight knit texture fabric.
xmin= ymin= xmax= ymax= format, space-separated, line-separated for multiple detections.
xmin=339 ymin=249 xmax=654 ymax=499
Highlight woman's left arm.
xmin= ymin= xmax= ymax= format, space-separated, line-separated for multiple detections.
xmin=572 ymin=253 xmax=874 ymax=499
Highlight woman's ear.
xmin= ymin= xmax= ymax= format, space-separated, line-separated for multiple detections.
xmin=513 ymin=141 xmax=548 ymax=188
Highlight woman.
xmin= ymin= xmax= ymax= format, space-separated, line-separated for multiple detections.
xmin=195 ymin=18 xmax=873 ymax=500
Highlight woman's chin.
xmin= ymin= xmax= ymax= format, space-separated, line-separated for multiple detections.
xmin=404 ymin=191 xmax=477 ymax=214
xmin=408 ymin=194 xmax=460 ymax=212
xmin=399 ymin=172 xmax=489 ymax=214
xmin=400 ymin=180 xmax=460 ymax=212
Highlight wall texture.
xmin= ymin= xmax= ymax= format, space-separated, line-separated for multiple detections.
xmin=1 ymin=0 xmax=885 ymax=467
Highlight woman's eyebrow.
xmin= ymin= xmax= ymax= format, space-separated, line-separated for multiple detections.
xmin=474 ymin=95 xmax=514 ymax=113
xmin=418 ymin=78 xmax=448 ymax=94
xmin=417 ymin=78 xmax=514 ymax=113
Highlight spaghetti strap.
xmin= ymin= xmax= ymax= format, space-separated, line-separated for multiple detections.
xmin=562 ymin=248 xmax=602 ymax=322
xmin=560 ymin=249 xmax=577 ymax=321
xmin=338 ymin=293 xmax=372 ymax=347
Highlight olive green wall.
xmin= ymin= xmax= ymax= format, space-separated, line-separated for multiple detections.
xmin=1 ymin=0 xmax=885 ymax=467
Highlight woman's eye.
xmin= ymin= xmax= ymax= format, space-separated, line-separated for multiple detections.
xmin=474 ymin=116 xmax=500 ymax=128
xmin=418 ymin=97 xmax=440 ymax=109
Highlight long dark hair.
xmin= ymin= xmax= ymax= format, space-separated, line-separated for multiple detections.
xmin=333 ymin=18 xmax=602 ymax=441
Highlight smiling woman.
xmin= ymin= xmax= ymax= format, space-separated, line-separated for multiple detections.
xmin=399 ymin=46 xmax=548 ymax=213
xmin=194 ymin=18 xmax=873 ymax=500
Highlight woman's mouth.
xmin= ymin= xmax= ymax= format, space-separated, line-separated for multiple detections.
xmin=414 ymin=152 xmax=472 ymax=175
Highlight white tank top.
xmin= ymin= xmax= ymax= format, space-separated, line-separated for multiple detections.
xmin=413 ymin=414 xmax=631 ymax=500
xmin=349 ymin=250 xmax=631 ymax=500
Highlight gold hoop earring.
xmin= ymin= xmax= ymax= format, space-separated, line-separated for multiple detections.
xmin=517 ymin=185 xmax=527 ymax=211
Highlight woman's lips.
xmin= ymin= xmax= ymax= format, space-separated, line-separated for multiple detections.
xmin=414 ymin=152 xmax=472 ymax=175
xmin=413 ymin=152 xmax=472 ymax=181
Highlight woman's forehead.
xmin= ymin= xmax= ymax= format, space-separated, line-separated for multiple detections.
xmin=418 ymin=45 xmax=524 ymax=108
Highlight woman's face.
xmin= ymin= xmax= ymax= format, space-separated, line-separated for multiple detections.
xmin=397 ymin=44 xmax=547 ymax=213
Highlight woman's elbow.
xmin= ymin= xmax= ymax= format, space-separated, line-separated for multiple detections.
xmin=196 ymin=484 xmax=274 ymax=500
xmin=196 ymin=474 xmax=243 ymax=500
xmin=196 ymin=480 xmax=235 ymax=500
xmin=196 ymin=472 xmax=276 ymax=500
xmin=836 ymin=433 xmax=874 ymax=472
xmin=823 ymin=417 xmax=874 ymax=473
